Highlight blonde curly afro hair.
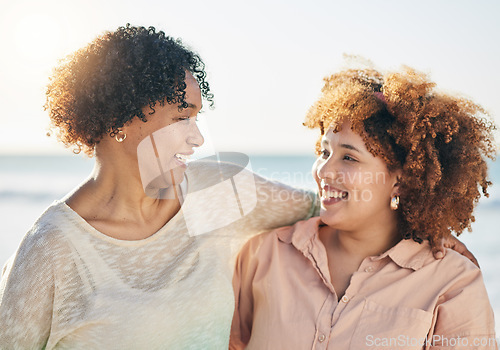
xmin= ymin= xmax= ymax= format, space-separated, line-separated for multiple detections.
xmin=304 ymin=67 xmax=496 ymax=245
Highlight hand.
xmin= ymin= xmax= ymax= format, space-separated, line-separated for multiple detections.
xmin=431 ymin=235 xmax=479 ymax=268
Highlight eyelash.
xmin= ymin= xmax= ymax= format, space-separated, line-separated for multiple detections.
xmin=319 ymin=149 xmax=357 ymax=162
xmin=178 ymin=116 xmax=198 ymax=122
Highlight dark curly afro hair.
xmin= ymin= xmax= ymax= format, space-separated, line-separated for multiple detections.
xmin=45 ymin=23 xmax=214 ymax=156
xmin=304 ymin=67 xmax=497 ymax=246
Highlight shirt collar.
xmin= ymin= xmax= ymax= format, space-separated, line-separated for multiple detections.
xmin=277 ymin=217 xmax=434 ymax=271
xmin=372 ymin=239 xmax=434 ymax=270
xmin=276 ymin=216 xmax=323 ymax=250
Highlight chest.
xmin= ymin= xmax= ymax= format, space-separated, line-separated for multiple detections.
xmin=326 ymin=253 xmax=362 ymax=300
xmin=47 ymin=235 xmax=235 ymax=349
xmin=86 ymin=207 xmax=180 ymax=241
xmin=248 ymin=254 xmax=436 ymax=350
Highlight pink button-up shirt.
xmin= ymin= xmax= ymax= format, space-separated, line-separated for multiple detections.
xmin=230 ymin=217 xmax=497 ymax=350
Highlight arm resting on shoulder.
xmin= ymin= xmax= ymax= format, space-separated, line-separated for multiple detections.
xmin=427 ymin=264 xmax=497 ymax=350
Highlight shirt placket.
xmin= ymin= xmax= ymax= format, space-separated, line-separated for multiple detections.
xmin=312 ymin=293 xmax=337 ymax=349
xmin=304 ymin=250 xmax=341 ymax=350
xmin=301 ymin=238 xmax=381 ymax=349
xmin=328 ymin=257 xmax=381 ymax=348
xmin=327 ymin=257 xmax=380 ymax=348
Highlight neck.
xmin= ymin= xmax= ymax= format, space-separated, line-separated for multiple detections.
xmin=320 ymin=215 xmax=400 ymax=260
xmin=68 ymin=146 xmax=181 ymax=224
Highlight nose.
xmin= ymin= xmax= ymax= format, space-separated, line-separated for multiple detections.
xmin=188 ymin=121 xmax=204 ymax=148
xmin=311 ymin=157 xmax=322 ymax=188
xmin=316 ymin=156 xmax=339 ymax=184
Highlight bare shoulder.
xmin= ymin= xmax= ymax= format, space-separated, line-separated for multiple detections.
xmin=62 ymin=179 xmax=100 ymax=220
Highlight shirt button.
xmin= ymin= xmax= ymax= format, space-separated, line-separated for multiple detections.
xmin=318 ymin=334 xmax=326 ymax=342
xmin=364 ymin=266 xmax=374 ymax=272
xmin=341 ymin=295 xmax=350 ymax=303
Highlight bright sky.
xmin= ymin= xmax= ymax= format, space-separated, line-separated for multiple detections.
xmin=0 ymin=0 xmax=499 ymax=155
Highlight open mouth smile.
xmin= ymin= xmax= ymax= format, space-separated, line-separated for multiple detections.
xmin=320 ymin=180 xmax=348 ymax=205
xmin=174 ymin=153 xmax=190 ymax=164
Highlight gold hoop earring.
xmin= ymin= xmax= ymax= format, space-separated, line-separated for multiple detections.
xmin=390 ymin=195 xmax=400 ymax=210
xmin=115 ymin=130 xmax=127 ymax=143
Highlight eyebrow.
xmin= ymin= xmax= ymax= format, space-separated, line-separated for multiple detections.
xmin=340 ymin=143 xmax=362 ymax=153
xmin=321 ymin=138 xmax=363 ymax=153
xmin=186 ymin=103 xmax=201 ymax=109
xmin=321 ymin=138 xmax=329 ymax=148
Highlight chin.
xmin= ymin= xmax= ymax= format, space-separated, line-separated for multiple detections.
xmin=143 ymin=169 xmax=185 ymax=199
xmin=319 ymin=209 xmax=347 ymax=229
xmin=169 ymin=168 xmax=186 ymax=185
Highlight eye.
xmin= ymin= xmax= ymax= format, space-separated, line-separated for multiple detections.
xmin=343 ymin=155 xmax=357 ymax=162
xmin=178 ymin=115 xmax=200 ymax=123
xmin=320 ymin=149 xmax=330 ymax=159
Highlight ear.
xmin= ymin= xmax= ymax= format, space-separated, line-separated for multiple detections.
xmin=390 ymin=169 xmax=402 ymax=197
xmin=120 ymin=116 xmax=137 ymax=133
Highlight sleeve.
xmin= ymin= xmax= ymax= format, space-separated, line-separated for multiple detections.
xmin=427 ymin=262 xmax=498 ymax=350
xmin=250 ymin=172 xmax=319 ymax=228
xmin=229 ymin=237 xmax=260 ymax=350
xmin=0 ymin=231 xmax=55 ymax=350
xmin=181 ymin=161 xmax=320 ymax=239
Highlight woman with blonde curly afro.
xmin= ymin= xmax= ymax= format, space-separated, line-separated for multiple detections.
xmin=230 ymin=67 xmax=497 ymax=349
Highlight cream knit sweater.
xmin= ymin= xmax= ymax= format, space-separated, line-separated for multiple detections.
xmin=0 ymin=160 xmax=318 ymax=349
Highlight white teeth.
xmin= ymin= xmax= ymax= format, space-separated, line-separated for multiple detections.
xmin=320 ymin=180 xmax=348 ymax=200
xmin=322 ymin=189 xmax=348 ymax=200
xmin=174 ymin=153 xmax=190 ymax=163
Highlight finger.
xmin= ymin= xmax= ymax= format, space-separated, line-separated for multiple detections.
xmin=463 ymin=250 xmax=480 ymax=268
xmin=454 ymin=240 xmax=480 ymax=267
xmin=431 ymin=237 xmax=446 ymax=259
xmin=431 ymin=247 xmax=445 ymax=259
xmin=444 ymin=236 xmax=480 ymax=268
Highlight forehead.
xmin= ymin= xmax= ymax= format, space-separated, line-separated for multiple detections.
xmin=322 ymin=124 xmax=363 ymax=146
xmin=184 ymin=73 xmax=202 ymax=106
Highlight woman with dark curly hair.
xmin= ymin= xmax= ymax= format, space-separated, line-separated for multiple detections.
xmin=0 ymin=24 xmax=321 ymax=348
xmin=230 ymin=67 xmax=498 ymax=349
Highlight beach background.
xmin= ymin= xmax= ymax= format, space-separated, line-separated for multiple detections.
xmin=1 ymin=154 xmax=499 ymax=337
xmin=1 ymin=0 xmax=499 ymax=340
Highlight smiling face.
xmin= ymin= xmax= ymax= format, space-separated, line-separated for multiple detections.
xmin=122 ymin=72 xmax=204 ymax=193
xmin=312 ymin=122 xmax=401 ymax=233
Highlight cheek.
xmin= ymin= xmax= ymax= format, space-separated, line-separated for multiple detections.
xmin=345 ymin=171 xmax=386 ymax=202
xmin=358 ymin=181 xmax=393 ymax=206
xmin=311 ymin=158 xmax=322 ymax=187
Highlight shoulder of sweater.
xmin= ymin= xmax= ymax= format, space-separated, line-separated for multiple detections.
xmin=19 ymin=201 xmax=71 ymax=252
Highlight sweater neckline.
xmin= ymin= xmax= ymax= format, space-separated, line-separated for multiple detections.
xmin=54 ymin=177 xmax=189 ymax=247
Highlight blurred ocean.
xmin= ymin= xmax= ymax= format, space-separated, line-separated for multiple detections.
xmin=0 ymin=154 xmax=499 ymax=335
